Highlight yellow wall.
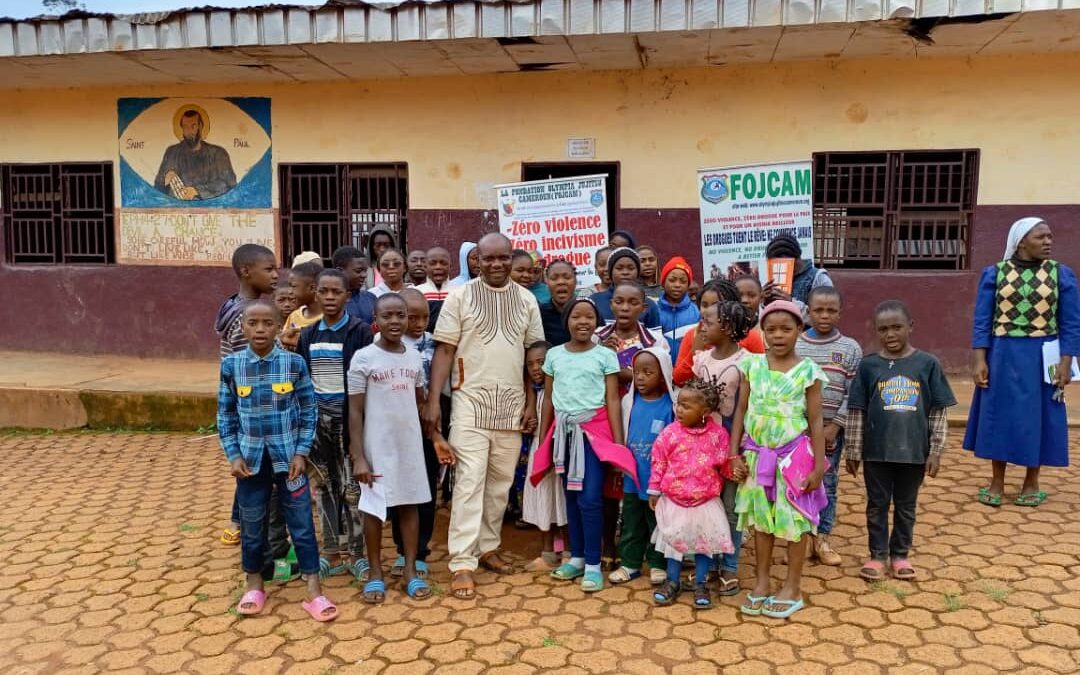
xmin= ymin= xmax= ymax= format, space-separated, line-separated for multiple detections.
xmin=4 ymin=51 xmax=1079 ymax=208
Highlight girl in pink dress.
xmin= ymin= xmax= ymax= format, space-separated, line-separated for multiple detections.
xmin=648 ymin=378 xmax=748 ymax=608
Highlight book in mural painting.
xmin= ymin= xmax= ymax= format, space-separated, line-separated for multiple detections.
xmin=116 ymin=97 xmax=275 ymax=265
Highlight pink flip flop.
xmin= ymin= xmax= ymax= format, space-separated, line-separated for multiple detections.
xmin=302 ymin=595 xmax=339 ymax=622
xmin=236 ymin=589 xmax=266 ymax=615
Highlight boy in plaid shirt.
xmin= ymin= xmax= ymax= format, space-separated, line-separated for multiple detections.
xmin=218 ymin=300 xmax=338 ymax=622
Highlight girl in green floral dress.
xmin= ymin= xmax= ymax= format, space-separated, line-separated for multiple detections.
xmin=729 ymin=300 xmax=828 ymax=619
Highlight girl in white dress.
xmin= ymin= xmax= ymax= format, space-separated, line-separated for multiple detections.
xmin=348 ymin=293 xmax=431 ymax=603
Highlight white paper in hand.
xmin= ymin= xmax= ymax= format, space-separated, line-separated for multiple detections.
xmin=358 ymin=482 xmax=387 ymax=522
xmin=1042 ymin=339 xmax=1080 ymax=384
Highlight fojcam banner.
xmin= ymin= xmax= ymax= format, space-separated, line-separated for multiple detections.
xmin=496 ymin=174 xmax=608 ymax=288
xmin=697 ymin=160 xmax=813 ymax=282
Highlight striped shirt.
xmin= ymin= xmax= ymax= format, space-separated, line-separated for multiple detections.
xmin=796 ymin=329 xmax=862 ymax=427
xmin=306 ymin=314 xmax=351 ymax=416
xmin=217 ymin=345 xmax=317 ymax=474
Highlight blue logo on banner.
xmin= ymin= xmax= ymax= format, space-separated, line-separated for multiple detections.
xmin=590 ymin=190 xmax=604 ymax=207
xmin=700 ymin=174 xmax=729 ymax=204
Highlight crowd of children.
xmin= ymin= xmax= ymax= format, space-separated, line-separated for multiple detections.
xmin=216 ymin=228 xmax=960 ymax=622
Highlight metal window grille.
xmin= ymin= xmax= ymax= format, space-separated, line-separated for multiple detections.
xmin=1 ymin=162 xmax=115 ymax=264
xmin=279 ymin=163 xmax=408 ymax=266
xmin=812 ymin=150 xmax=978 ymax=270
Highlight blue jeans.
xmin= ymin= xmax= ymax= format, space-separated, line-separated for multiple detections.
xmin=236 ymin=451 xmax=320 ymax=576
xmin=817 ymin=430 xmax=844 ymax=536
xmin=564 ymin=438 xmax=604 ymax=566
xmin=668 ymin=555 xmax=713 ymax=584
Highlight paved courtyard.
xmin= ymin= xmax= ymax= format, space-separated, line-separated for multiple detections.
xmin=0 ymin=431 xmax=1077 ymax=675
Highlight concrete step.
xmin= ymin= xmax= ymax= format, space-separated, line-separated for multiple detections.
xmin=0 ymin=350 xmax=1077 ymax=431
xmin=0 ymin=351 xmax=216 ymax=431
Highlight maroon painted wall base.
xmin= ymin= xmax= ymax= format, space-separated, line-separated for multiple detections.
xmin=1 ymin=204 xmax=1074 ymax=367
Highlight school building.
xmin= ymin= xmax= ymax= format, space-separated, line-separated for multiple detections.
xmin=1 ymin=0 xmax=1078 ymax=370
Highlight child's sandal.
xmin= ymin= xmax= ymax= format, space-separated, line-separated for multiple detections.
xmin=608 ymin=567 xmax=641 ymax=585
xmin=653 ymin=580 xmax=680 ymax=606
xmin=362 ymin=579 xmax=385 ymax=604
xmin=301 ymin=595 xmax=338 ymax=622
xmin=319 ymin=557 xmax=349 ymax=578
xmin=890 ymin=559 xmax=917 ymax=580
xmin=236 ymin=589 xmax=266 ymax=616
xmin=859 ymin=559 xmax=886 ymax=582
xmin=220 ymin=528 xmax=241 ymax=546
xmin=581 ymin=570 xmax=604 ymax=593
xmin=717 ymin=576 xmax=740 ymax=597
xmin=693 ymin=582 xmax=712 ymax=609
xmin=351 ymin=558 xmax=370 ymax=582
xmin=405 ymin=576 xmax=432 ymax=600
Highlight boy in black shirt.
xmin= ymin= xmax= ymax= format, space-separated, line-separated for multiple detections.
xmin=845 ymin=300 xmax=956 ymax=582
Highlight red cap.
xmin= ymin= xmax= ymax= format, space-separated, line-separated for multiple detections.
xmin=660 ymin=256 xmax=693 ymax=285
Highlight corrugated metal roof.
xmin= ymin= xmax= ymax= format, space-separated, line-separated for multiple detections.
xmin=0 ymin=0 xmax=1070 ymax=58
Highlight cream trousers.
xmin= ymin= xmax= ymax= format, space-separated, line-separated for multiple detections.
xmin=446 ymin=424 xmax=522 ymax=572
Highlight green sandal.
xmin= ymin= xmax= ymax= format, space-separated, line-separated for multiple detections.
xmin=977 ymin=487 xmax=1002 ymax=507
xmin=550 ymin=563 xmax=585 ymax=581
xmin=1014 ymin=490 xmax=1048 ymax=507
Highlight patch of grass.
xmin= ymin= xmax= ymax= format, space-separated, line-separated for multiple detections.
xmin=870 ymin=581 xmax=909 ymax=599
xmin=943 ymin=593 xmax=965 ymax=612
xmin=126 ymin=558 xmax=140 ymax=568
xmin=195 ymin=424 xmax=217 ymax=434
xmin=1033 ymin=610 xmax=1048 ymax=626
xmin=195 ymin=593 xmax=210 ymax=602
xmin=320 ymin=668 xmax=337 ymax=675
xmin=277 ymin=628 xmax=291 ymax=639
xmin=542 ymin=636 xmax=562 ymax=648
xmin=226 ymin=606 xmax=238 ymax=616
xmin=980 ymin=583 xmax=1011 ymax=603
xmin=427 ymin=582 xmax=446 ymax=597
xmin=0 ymin=427 xmax=56 ymax=436
xmin=178 ymin=523 xmax=199 ymax=533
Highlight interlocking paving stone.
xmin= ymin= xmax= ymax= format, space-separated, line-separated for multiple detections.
xmin=0 ymin=431 xmax=1076 ymax=674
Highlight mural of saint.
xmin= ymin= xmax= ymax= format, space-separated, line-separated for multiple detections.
xmin=153 ymin=107 xmax=237 ymax=201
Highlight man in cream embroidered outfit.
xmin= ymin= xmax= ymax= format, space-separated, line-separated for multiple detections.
xmin=425 ymin=233 xmax=544 ymax=598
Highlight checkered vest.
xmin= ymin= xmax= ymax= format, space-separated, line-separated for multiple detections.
xmin=993 ymin=260 xmax=1059 ymax=337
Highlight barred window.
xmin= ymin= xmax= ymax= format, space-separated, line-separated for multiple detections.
xmin=278 ymin=163 xmax=408 ymax=266
xmin=1 ymin=163 xmax=115 ymax=264
xmin=812 ymin=150 xmax=979 ymax=270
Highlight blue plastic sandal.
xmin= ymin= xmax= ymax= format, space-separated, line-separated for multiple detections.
xmin=762 ymin=597 xmax=805 ymax=619
xmin=406 ymin=577 xmax=432 ymax=600
xmin=740 ymin=594 xmax=769 ymax=616
xmin=550 ymin=563 xmax=585 ymax=581
xmin=415 ymin=560 xmax=429 ymax=579
xmin=352 ymin=558 xmax=370 ymax=582
xmin=581 ymin=570 xmax=604 ymax=593
xmin=319 ymin=557 xmax=349 ymax=578
xmin=390 ymin=555 xmax=406 ymax=578
xmin=362 ymin=579 xmax=385 ymax=604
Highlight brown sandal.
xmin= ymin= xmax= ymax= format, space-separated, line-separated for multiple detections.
xmin=478 ymin=551 xmax=514 ymax=576
xmin=451 ymin=570 xmax=476 ymax=599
